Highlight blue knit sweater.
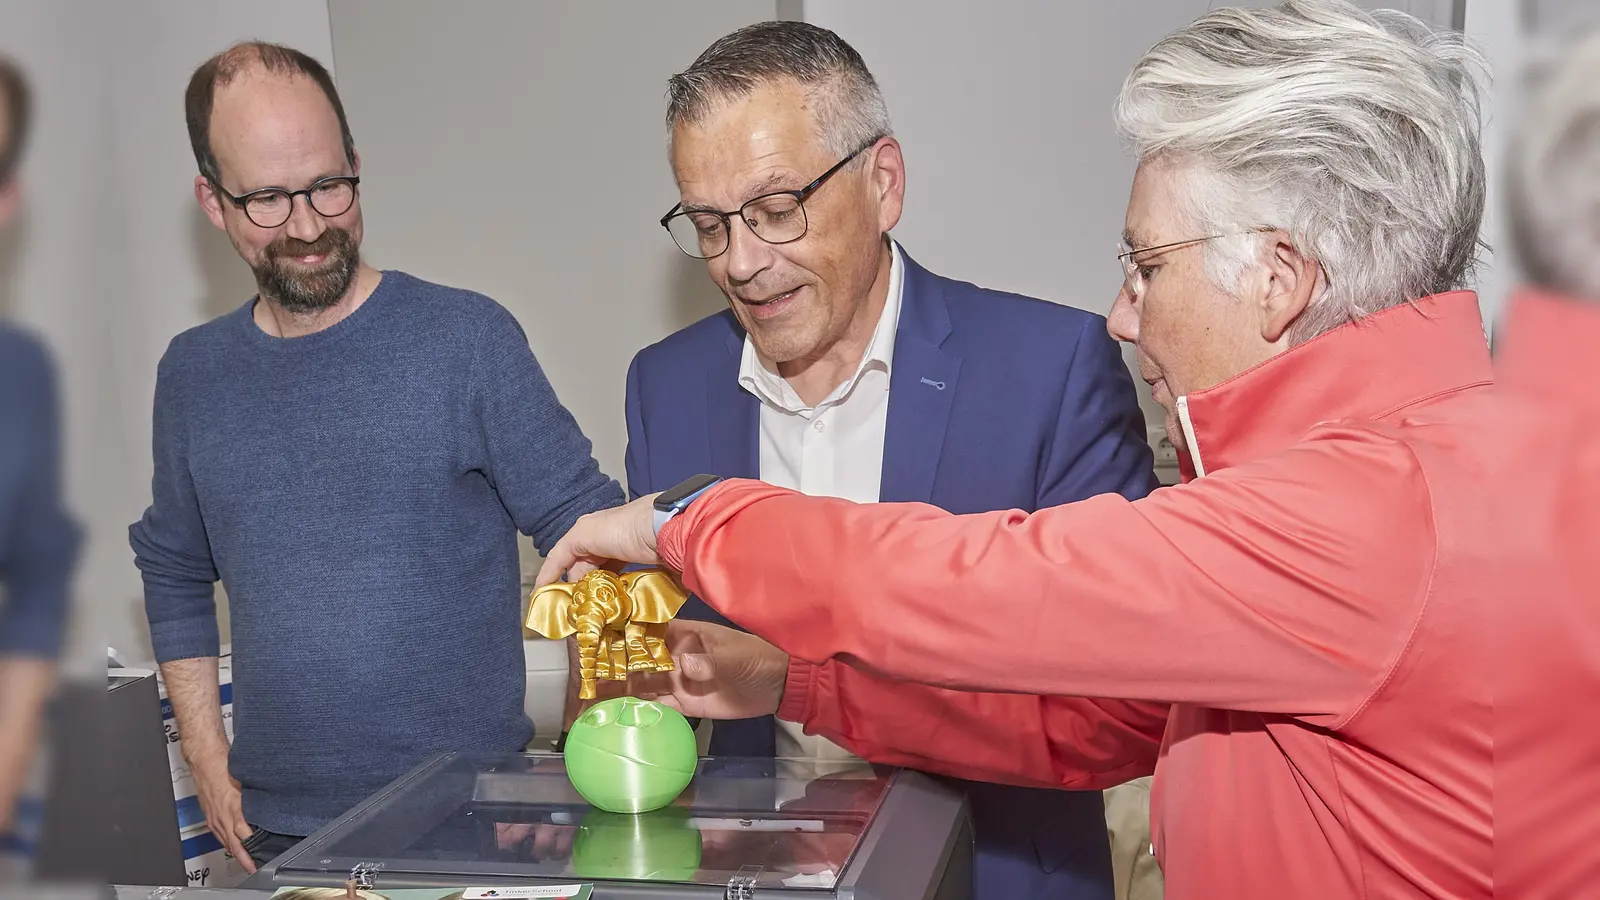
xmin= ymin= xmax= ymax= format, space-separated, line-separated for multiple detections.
xmin=130 ymin=271 xmax=623 ymax=835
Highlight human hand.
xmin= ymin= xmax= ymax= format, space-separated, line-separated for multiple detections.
xmin=535 ymin=495 xmax=662 ymax=587
xmin=189 ymin=748 xmax=255 ymax=874
xmin=628 ymin=620 xmax=789 ymax=721
xmin=495 ymin=821 xmax=575 ymax=863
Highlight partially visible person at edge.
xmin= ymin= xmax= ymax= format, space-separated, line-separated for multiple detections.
xmin=129 ymin=42 xmax=622 ymax=873
xmin=593 ymin=19 xmax=1167 ymax=900
xmin=534 ymin=2 xmax=1496 ymax=898
xmin=1492 ymin=26 xmax=1600 ymax=900
xmin=0 ymin=55 xmax=81 ymax=876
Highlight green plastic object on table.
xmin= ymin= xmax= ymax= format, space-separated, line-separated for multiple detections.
xmin=572 ymin=805 xmax=703 ymax=880
xmin=564 ymin=696 xmax=698 ymax=813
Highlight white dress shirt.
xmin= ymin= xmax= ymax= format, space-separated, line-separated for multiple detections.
xmin=735 ymin=242 xmax=905 ymax=760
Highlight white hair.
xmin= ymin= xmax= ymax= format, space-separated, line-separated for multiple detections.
xmin=1509 ymin=29 xmax=1600 ymax=300
xmin=1115 ymin=0 xmax=1489 ymax=342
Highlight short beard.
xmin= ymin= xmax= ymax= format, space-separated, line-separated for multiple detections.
xmin=253 ymin=227 xmax=360 ymax=315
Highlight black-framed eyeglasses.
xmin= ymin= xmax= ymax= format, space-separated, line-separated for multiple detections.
xmin=214 ymin=175 xmax=361 ymax=229
xmin=660 ymin=136 xmax=886 ymax=260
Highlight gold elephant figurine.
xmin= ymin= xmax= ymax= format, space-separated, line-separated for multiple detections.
xmin=526 ymin=569 xmax=689 ymax=700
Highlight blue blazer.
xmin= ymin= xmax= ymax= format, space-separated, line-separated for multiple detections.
xmin=623 ymin=248 xmax=1159 ymax=900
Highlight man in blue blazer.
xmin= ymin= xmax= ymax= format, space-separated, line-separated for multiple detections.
xmin=622 ymin=21 xmax=1165 ymax=900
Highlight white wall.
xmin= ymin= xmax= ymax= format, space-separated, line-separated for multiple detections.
xmin=325 ymin=0 xmax=773 ymax=575
xmin=1526 ymin=0 xmax=1600 ymax=31
xmin=798 ymin=0 xmax=1472 ymax=429
xmin=1473 ymin=0 xmax=1600 ymax=335
xmin=0 ymin=0 xmax=117 ymax=677
xmin=798 ymin=0 xmax=1200 ymax=428
xmin=1464 ymin=0 xmax=1522 ymax=336
xmin=4 ymin=0 xmax=1526 ymax=670
xmin=103 ymin=2 xmax=337 ymax=667
xmin=0 ymin=1 xmax=336 ymax=669
xmin=101 ymin=2 xmax=337 ymax=667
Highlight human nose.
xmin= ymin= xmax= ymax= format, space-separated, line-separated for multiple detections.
xmin=282 ymin=191 xmax=326 ymax=243
xmin=1107 ymin=283 xmax=1140 ymax=344
xmin=720 ymin=214 xmax=776 ymax=284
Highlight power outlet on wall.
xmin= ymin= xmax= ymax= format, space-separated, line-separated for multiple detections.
xmin=1149 ymin=425 xmax=1181 ymax=485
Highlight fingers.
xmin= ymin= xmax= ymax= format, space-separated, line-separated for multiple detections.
xmin=206 ymin=785 xmax=256 ymax=874
xmin=534 ymin=553 xmax=602 ymax=588
xmin=534 ymin=553 xmax=571 ymax=588
xmin=535 ymin=507 xmax=628 ymax=586
xmin=677 ymin=652 xmax=717 ymax=682
xmin=663 ymin=619 xmax=710 ymax=654
xmin=531 ymin=825 xmax=574 ymax=861
xmin=534 ymin=541 xmax=587 ymax=587
xmin=214 ymin=819 xmax=254 ymax=875
xmin=625 ymin=667 xmax=677 ymax=698
xmin=496 ymin=823 xmax=573 ymax=863
xmin=536 ymin=500 xmax=665 ymax=588
xmin=531 ymin=826 xmax=555 ymax=858
xmin=230 ymin=812 xmax=258 ymax=874
xmin=495 ymin=822 xmax=536 ymax=852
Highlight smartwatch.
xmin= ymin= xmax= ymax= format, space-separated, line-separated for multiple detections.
xmin=652 ymin=474 xmax=723 ymax=536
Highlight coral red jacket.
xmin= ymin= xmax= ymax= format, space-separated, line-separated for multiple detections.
xmin=1492 ymin=290 xmax=1600 ymax=900
xmin=659 ymin=292 xmax=1494 ymax=900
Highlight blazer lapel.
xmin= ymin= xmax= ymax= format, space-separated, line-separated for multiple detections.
xmin=880 ymin=250 xmax=961 ymax=505
xmin=707 ymin=326 xmax=760 ymax=480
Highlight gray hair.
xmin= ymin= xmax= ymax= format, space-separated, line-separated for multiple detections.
xmin=665 ymin=21 xmax=892 ymax=161
xmin=1115 ymin=0 xmax=1489 ymax=343
xmin=1508 ymin=30 xmax=1600 ymax=301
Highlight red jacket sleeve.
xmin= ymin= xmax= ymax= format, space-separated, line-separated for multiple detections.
xmin=659 ymin=430 xmax=1433 ymax=725
xmin=777 ymin=658 xmax=1165 ymax=790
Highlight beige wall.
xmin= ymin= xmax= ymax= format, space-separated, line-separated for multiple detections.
xmin=326 ymin=0 xmax=772 ymax=574
xmin=0 ymin=1 xmax=337 ymax=669
xmin=4 ymin=1 xmax=1516 ymax=669
xmin=0 ymin=0 xmax=118 ymax=676
xmin=797 ymin=0 xmax=1473 ymax=434
xmin=1465 ymin=0 xmax=1521 ymax=336
xmin=110 ymin=2 xmax=338 ymax=667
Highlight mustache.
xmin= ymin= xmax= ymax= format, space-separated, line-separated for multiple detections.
xmin=255 ymin=226 xmax=359 ymax=314
xmin=267 ymin=229 xmax=344 ymax=260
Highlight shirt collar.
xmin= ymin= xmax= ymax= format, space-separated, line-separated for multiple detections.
xmin=1173 ymin=291 xmax=1492 ymax=477
xmin=738 ymin=240 xmax=905 ymax=413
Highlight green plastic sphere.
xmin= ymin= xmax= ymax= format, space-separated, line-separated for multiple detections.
xmin=571 ymin=805 xmax=702 ymax=881
xmin=564 ymin=697 xmax=697 ymax=813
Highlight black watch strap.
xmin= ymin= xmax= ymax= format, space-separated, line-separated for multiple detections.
xmin=654 ymin=473 xmax=723 ymax=512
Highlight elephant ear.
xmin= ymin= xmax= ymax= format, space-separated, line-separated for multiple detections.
xmin=525 ymin=582 xmax=578 ymax=639
xmin=620 ymin=569 xmax=690 ymax=623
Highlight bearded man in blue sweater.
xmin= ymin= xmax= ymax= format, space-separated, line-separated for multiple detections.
xmin=128 ymin=42 xmax=623 ymax=872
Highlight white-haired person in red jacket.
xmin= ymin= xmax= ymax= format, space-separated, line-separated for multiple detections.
xmin=534 ymin=2 xmax=1500 ymax=898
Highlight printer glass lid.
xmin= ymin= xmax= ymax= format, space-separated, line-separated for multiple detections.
xmin=274 ymin=752 xmax=894 ymax=890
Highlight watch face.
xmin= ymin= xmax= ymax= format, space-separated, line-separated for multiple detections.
xmin=655 ymin=474 xmax=721 ymax=510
